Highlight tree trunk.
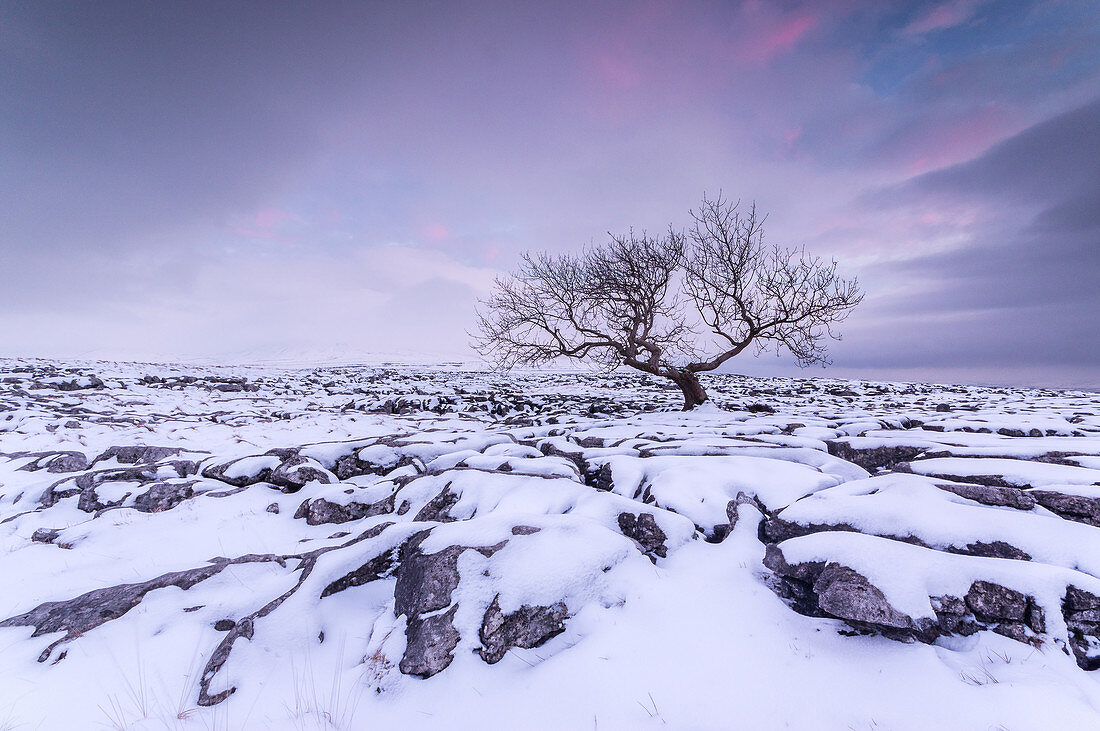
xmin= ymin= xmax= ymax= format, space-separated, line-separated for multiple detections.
xmin=669 ymin=369 xmax=708 ymax=410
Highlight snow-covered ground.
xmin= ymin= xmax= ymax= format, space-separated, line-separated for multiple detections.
xmin=2 ymin=359 xmax=1100 ymax=730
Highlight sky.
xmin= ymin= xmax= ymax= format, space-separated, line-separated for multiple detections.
xmin=2 ymin=0 xmax=1098 ymax=387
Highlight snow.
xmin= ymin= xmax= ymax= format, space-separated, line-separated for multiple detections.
xmin=776 ymin=474 xmax=1100 ymax=575
xmin=597 ymin=454 xmax=841 ymax=529
xmin=222 ymin=454 xmax=282 ymax=479
xmin=906 ymin=457 xmax=1100 ymax=487
xmin=1 ymin=359 xmax=1099 ymax=730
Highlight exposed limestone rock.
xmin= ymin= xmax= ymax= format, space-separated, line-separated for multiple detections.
xmin=617 ymin=512 xmax=667 ymax=560
xmin=202 ymin=458 xmax=277 ymax=487
xmin=965 ymin=580 xmax=1027 ymax=623
xmin=93 ymin=446 xmax=183 ymax=466
xmin=400 ymin=606 xmax=461 ymax=677
xmin=31 ymin=528 xmax=60 ymax=544
xmin=934 ymin=482 xmax=1036 ymax=511
xmin=814 ymin=564 xmax=914 ymax=631
xmin=413 ymin=486 xmax=460 ymax=522
xmin=1030 ymin=491 xmax=1100 ymax=528
xmin=1063 ymin=586 xmax=1100 ymax=670
xmin=0 ymin=564 xmax=226 ymax=662
xmin=826 ymin=441 xmax=925 ymax=472
xmin=294 ymin=494 xmax=395 ymax=526
xmin=15 ymin=452 xmax=89 ymax=474
xmin=953 ymin=540 xmax=1031 ymax=561
xmin=536 ymin=442 xmax=589 ymax=480
xmin=763 ymin=545 xmax=1050 ymax=648
xmin=333 ymin=447 xmax=415 ymax=480
xmin=585 ymin=463 xmax=614 ymax=491
xmin=131 ymin=482 xmax=196 ymax=513
xmin=269 ymin=455 xmax=332 ymax=492
xmin=392 ymin=530 xmax=508 ymax=677
xmin=477 ymin=595 xmax=568 ymax=664
xmin=321 ymin=550 xmax=398 ymax=598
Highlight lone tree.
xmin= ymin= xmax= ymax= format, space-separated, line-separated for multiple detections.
xmin=473 ymin=195 xmax=863 ymax=409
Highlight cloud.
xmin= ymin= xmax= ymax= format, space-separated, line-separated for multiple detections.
xmin=840 ymin=97 xmax=1100 ymax=384
xmin=738 ymin=9 xmax=819 ymax=63
xmin=901 ymin=98 xmax=1100 ymax=204
xmin=0 ymin=244 xmax=498 ymax=361
xmin=1 ymin=1 xmax=1098 ymax=387
xmin=901 ymin=0 xmax=983 ymax=36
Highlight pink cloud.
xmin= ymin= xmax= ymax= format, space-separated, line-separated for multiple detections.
xmin=740 ymin=11 xmax=818 ymax=63
xmin=253 ymin=207 xmax=293 ymax=229
xmin=774 ymin=124 xmax=808 ymax=160
xmin=592 ymin=48 xmax=642 ymax=90
xmin=573 ymin=0 xmax=716 ymax=121
xmin=902 ymin=0 xmax=981 ymax=36
xmin=902 ymin=104 xmax=1017 ymax=175
xmin=907 ymin=155 xmax=932 ymax=175
xmin=422 ymin=223 xmax=449 ymax=241
xmin=230 ymin=206 xmax=298 ymax=242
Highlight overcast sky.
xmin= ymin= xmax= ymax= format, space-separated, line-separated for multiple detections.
xmin=2 ymin=0 xmax=1098 ymax=387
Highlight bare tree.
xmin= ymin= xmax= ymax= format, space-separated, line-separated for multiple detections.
xmin=473 ymin=195 xmax=863 ymax=409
